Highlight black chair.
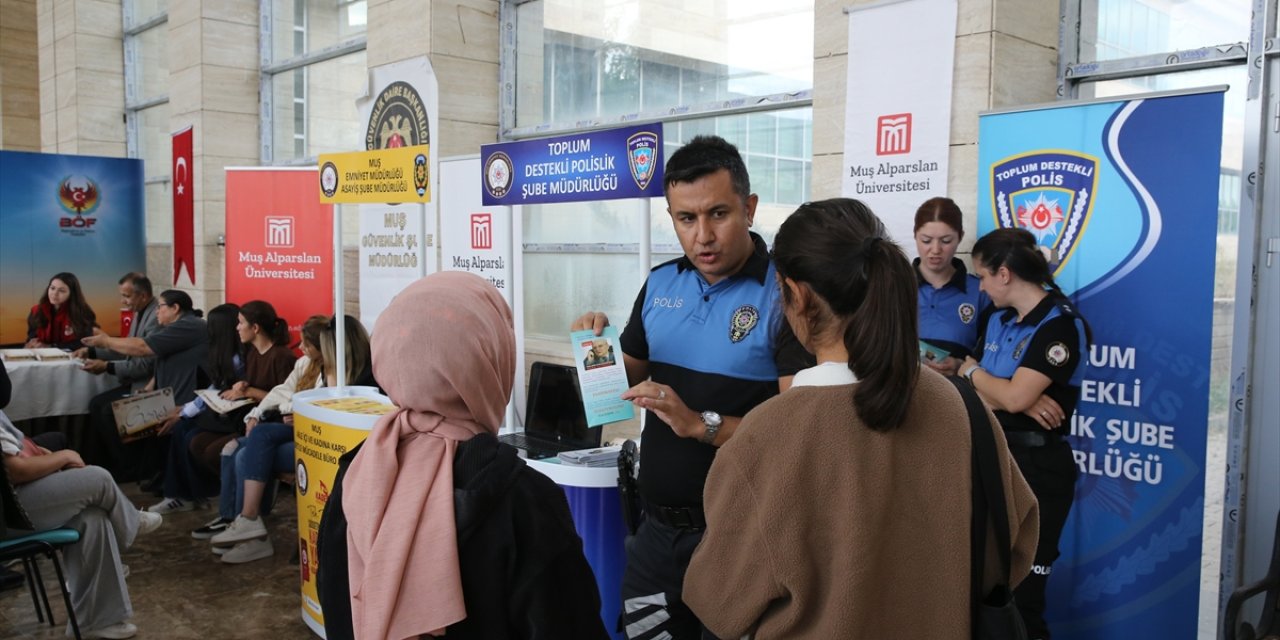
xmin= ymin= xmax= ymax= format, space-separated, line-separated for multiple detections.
xmin=0 ymin=455 xmax=83 ymax=639
xmin=1225 ymin=509 xmax=1280 ymax=640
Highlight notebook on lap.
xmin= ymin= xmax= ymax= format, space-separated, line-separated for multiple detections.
xmin=499 ymin=362 xmax=601 ymax=460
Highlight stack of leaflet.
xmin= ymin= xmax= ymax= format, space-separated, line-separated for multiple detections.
xmin=558 ymin=445 xmax=621 ymax=467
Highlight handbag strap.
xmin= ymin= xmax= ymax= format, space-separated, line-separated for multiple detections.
xmin=949 ymin=377 xmax=1014 ymax=627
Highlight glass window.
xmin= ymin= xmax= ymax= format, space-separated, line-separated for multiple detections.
xmin=131 ymin=25 xmax=168 ymax=103
xmin=135 ymin=103 xmax=172 ymax=179
xmin=125 ymin=0 xmax=167 ymax=27
xmin=269 ymin=0 xmax=367 ymax=62
xmin=513 ymin=0 xmax=814 ymax=128
xmin=1079 ymin=0 xmax=1250 ymax=62
xmin=269 ymin=51 xmax=367 ymax=162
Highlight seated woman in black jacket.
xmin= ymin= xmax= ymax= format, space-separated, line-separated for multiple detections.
xmin=316 ymin=271 xmax=607 ymax=640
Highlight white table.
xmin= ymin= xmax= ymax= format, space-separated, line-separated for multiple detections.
xmin=2 ymin=359 xmax=118 ymax=422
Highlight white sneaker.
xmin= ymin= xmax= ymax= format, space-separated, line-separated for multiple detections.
xmin=221 ymin=537 xmax=274 ymax=564
xmin=209 ymin=515 xmax=268 ymax=546
xmin=212 ymin=545 xmax=228 ymax=556
xmin=136 ymin=510 xmax=162 ymax=535
xmin=146 ymin=497 xmax=193 ymax=514
xmin=82 ymin=621 xmax=138 ymax=639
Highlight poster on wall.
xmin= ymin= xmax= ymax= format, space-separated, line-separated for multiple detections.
xmin=353 ymin=56 xmax=439 ymax=326
xmin=440 ymin=157 xmax=512 ymax=308
xmin=225 ymin=168 xmax=334 ymax=343
xmin=842 ymin=0 xmax=956 ymax=250
xmin=0 ymin=151 xmax=146 ymax=343
xmin=977 ymin=87 xmax=1225 ymax=639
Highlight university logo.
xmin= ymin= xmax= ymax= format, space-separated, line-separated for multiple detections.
xmin=265 ymin=216 xmax=294 ymax=248
xmin=482 ymin=152 xmax=513 ymax=200
xmin=366 ymin=81 xmax=430 ymax=150
xmin=627 ymin=131 xmax=659 ymax=190
xmin=57 ymin=175 xmax=100 ymax=233
xmin=990 ymin=150 xmax=1099 ymax=274
xmin=876 ymin=113 xmax=911 ymax=156
xmin=470 ymin=213 xmax=493 ymax=250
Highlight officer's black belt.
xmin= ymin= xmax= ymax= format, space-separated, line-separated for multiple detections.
xmin=1003 ymin=430 xmax=1064 ymax=448
xmin=645 ymin=502 xmax=706 ymax=530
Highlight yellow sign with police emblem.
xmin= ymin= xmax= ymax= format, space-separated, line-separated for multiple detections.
xmin=318 ymin=144 xmax=431 ymax=203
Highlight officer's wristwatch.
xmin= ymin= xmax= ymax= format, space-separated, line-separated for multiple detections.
xmin=699 ymin=411 xmax=722 ymax=445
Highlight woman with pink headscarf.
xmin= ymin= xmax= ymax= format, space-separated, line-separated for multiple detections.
xmin=316 ymin=272 xmax=608 ymax=640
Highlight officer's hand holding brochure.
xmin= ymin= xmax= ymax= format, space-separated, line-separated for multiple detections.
xmin=918 ymin=340 xmax=951 ymax=364
xmin=570 ymin=326 xmax=634 ymax=427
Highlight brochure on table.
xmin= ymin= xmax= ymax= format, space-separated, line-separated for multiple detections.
xmin=570 ymin=326 xmax=633 ymax=427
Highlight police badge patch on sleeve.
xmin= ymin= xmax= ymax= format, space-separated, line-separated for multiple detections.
xmin=1046 ymin=341 xmax=1070 ymax=366
xmin=729 ymin=305 xmax=759 ymax=343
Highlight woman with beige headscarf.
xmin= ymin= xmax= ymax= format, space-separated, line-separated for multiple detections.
xmin=316 ymin=272 xmax=608 ymax=640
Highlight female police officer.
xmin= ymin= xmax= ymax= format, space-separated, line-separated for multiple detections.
xmin=961 ymin=227 xmax=1091 ymax=640
xmin=914 ymin=197 xmax=989 ymax=376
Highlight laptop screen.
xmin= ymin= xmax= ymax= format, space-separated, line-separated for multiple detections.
xmin=524 ymin=362 xmax=597 ymax=447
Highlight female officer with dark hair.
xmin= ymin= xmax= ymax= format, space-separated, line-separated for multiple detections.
xmin=913 ymin=197 xmax=989 ymax=375
xmin=961 ymin=227 xmax=1092 ymax=640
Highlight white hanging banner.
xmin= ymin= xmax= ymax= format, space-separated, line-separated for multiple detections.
xmin=358 ymin=204 xmax=437 ymax=329
xmin=355 ymin=55 xmax=440 ymax=327
xmin=842 ymin=0 xmax=957 ymax=250
xmin=439 ymin=157 xmax=513 ymax=307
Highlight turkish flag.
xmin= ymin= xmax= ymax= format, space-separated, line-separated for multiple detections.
xmin=173 ymin=127 xmax=195 ymax=285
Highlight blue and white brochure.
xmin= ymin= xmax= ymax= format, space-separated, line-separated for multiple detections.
xmin=570 ymin=326 xmax=634 ymax=427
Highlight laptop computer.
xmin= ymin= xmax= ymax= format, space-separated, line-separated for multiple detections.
xmin=499 ymin=362 xmax=601 ymax=460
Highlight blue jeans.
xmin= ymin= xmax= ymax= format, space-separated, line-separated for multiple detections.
xmin=218 ymin=422 xmax=295 ymax=521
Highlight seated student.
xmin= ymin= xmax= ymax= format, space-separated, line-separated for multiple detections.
xmin=202 ymin=315 xmax=373 ymax=565
xmin=26 ymin=272 xmax=97 ymax=350
xmin=146 ymin=303 xmax=244 ymax=514
xmin=82 ymin=289 xmax=209 ymax=484
xmin=316 ymin=272 xmax=608 ymax=640
xmin=1 ymin=363 xmax=162 ymax=639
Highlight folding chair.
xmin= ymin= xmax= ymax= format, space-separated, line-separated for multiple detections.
xmin=1 ymin=455 xmax=83 ymax=639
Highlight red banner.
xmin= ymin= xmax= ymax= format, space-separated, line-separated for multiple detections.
xmin=172 ymin=127 xmax=195 ymax=285
xmin=225 ymin=168 xmax=333 ymax=345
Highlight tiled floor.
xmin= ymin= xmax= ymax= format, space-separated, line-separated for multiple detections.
xmin=1 ymin=483 xmax=314 ymax=639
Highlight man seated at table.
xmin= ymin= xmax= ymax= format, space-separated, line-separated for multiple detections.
xmin=74 ymin=273 xmax=161 ymax=482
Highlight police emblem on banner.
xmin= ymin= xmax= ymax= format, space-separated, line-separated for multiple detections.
xmin=483 ymin=152 xmax=513 ymax=200
xmin=990 ymin=150 xmax=1099 ymax=274
xmin=729 ymin=305 xmax=759 ymax=343
xmin=366 ymin=81 xmax=430 ymax=150
xmin=627 ymin=131 xmax=659 ymax=190
xmin=413 ymin=153 xmax=429 ymax=197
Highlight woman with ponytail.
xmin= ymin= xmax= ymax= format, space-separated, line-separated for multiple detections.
xmin=960 ymin=227 xmax=1091 ymax=640
xmin=684 ymin=198 xmax=1039 ymax=639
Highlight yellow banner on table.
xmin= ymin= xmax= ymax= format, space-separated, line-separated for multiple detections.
xmin=292 ymin=388 xmax=397 ymax=637
xmin=318 ymin=144 xmax=431 ymax=203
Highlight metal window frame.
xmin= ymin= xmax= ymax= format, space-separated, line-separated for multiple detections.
xmin=1058 ymin=0 xmax=1280 ymax=634
xmin=259 ymin=0 xmax=367 ymax=164
xmin=122 ymin=6 xmax=170 ymax=181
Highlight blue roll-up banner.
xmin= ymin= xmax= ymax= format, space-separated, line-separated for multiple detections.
xmin=480 ymin=123 xmax=664 ymax=205
xmin=978 ymin=87 xmax=1224 ymax=639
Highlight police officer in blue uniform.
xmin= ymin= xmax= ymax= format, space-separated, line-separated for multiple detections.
xmin=961 ymin=228 xmax=1091 ymax=640
xmin=913 ymin=197 xmax=989 ymax=375
xmin=572 ymin=136 xmax=811 ymax=640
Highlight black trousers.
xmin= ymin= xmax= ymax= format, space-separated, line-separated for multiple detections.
xmin=1009 ymin=440 xmax=1077 ymax=640
xmin=88 ymin=385 xmax=166 ymax=481
xmin=619 ymin=517 xmax=717 ymax=640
